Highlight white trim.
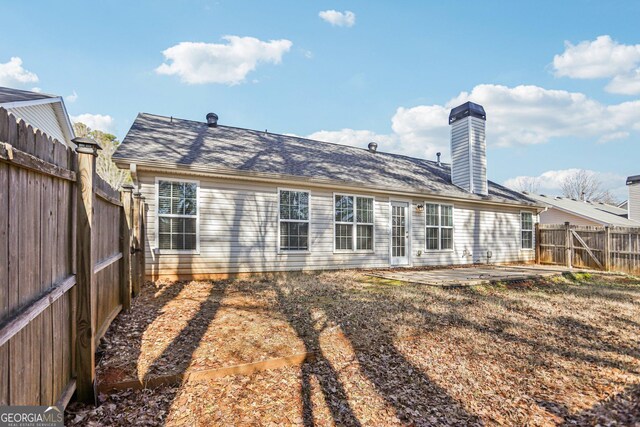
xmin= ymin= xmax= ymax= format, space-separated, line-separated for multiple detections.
xmin=424 ymin=201 xmax=455 ymax=252
xmin=154 ymin=176 xmax=200 ymax=255
xmin=277 ymin=188 xmax=311 ymax=254
xmin=332 ymin=192 xmax=376 ymax=254
xmin=520 ymin=210 xmax=535 ymax=251
xmin=0 ymin=97 xmax=62 ymax=109
xmin=389 ymin=199 xmax=412 ymax=266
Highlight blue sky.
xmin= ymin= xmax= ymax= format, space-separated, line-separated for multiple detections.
xmin=1 ymin=1 xmax=639 ymax=199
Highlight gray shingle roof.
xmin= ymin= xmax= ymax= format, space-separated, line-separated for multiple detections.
xmin=0 ymin=86 xmax=56 ymax=104
xmin=114 ymin=113 xmax=539 ymax=206
xmin=525 ymin=193 xmax=638 ymax=226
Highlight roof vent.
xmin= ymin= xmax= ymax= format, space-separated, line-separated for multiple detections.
xmin=206 ymin=112 xmax=218 ymax=127
xmin=436 ymin=152 xmax=441 ymax=166
xmin=368 ymin=142 xmax=378 ymax=153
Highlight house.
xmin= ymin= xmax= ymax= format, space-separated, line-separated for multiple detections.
xmin=618 ymin=200 xmax=628 ymax=210
xmin=113 ymin=102 xmax=544 ymax=280
xmin=0 ymin=86 xmax=75 ymax=147
xmin=524 ymin=192 xmax=638 ymax=227
xmin=628 ymin=175 xmax=640 ymax=222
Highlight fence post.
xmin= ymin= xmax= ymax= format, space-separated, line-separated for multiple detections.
xmin=564 ymin=222 xmax=572 ymax=269
xmin=535 ymin=223 xmax=541 ymax=264
xmin=603 ymin=226 xmax=611 ymax=272
xmin=131 ymin=192 xmax=142 ymax=297
xmin=120 ymin=185 xmax=134 ymax=310
xmin=140 ymin=196 xmax=147 ymax=286
xmin=73 ymin=137 xmax=101 ymax=404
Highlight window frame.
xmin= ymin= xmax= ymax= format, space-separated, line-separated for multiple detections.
xmin=333 ymin=192 xmax=376 ymax=253
xmin=155 ymin=176 xmax=200 ymax=255
xmin=277 ymin=188 xmax=311 ymax=254
xmin=520 ymin=211 xmax=534 ymax=251
xmin=424 ymin=202 xmax=455 ymax=252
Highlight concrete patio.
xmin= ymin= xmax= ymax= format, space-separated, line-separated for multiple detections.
xmin=366 ymin=264 xmax=588 ymax=287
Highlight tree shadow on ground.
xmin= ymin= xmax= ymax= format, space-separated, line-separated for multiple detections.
xmin=536 ymin=382 xmax=640 ymax=426
xmin=142 ymin=281 xmax=227 ymax=379
xmin=71 ymin=280 xmax=228 ymax=426
xmin=96 ymin=280 xmax=190 ymax=382
xmin=271 ymin=279 xmax=482 ymax=426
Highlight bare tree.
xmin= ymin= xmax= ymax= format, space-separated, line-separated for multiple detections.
xmin=74 ymin=122 xmax=131 ymax=190
xmin=510 ymin=176 xmax=541 ymax=194
xmin=560 ymin=169 xmax=618 ymax=204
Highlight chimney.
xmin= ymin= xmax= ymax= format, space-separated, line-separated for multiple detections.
xmin=627 ymin=175 xmax=640 ymax=221
xmin=368 ymin=141 xmax=378 ymax=153
xmin=206 ymin=112 xmax=218 ymax=127
xmin=448 ymin=101 xmax=488 ymax=196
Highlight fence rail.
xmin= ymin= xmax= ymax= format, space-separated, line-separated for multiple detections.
xmin=537 ymin=222 xmax=640 ymax=275
xmin=0 ymin=107 xmax=146 ymax=406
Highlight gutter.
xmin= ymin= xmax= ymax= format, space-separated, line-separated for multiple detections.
xmin=115 ymin=158 xmax=547 ymax=211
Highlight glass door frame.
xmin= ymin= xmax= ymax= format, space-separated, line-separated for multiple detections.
xmin=389 ymin=200 xmax=411 ymax=266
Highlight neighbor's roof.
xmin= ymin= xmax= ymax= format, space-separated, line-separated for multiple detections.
xmin=627 ymin=175 xmax=640 ymax=185
xmin=114 ymin=113 xmax=540 ymax=207
xmin=0 ymin=86 xmax=75 ymax=146
xmin=524 ymin=193 xmax=638 ymax=226
xmin=0 ymin=86 xmax=56 ymax=104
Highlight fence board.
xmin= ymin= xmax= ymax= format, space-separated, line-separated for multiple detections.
xmin=0 ymin=109 xmax=145 ymax=407
xmin=538 ymin=224 xmax=640 ymax=275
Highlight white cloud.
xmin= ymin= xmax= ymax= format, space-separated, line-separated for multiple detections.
xmin=31 ymin=87 xmax=42 ymax=93
xmin=597 ymin=131 xmax=629 ymax=143
xmin=552 ymin=35 xmax=640 ymax=95
xmin=504 ymin=169 xmax=627 ymax=200
xmin=66 ymin=90 xmax=78 ymax=103
xmin=71 ymin=113 xmax=115 ymax=133
xmin=0 ymin=57 xmax=39 ymax=86
xmin=155 ymin=36 xmax=293 ymax=85
xmin=606 ymin=68 xmax=640 ymax=95
xmin=318 ymin=10 xmax=356 ymax=27
xmin=306 ymin=84 xmax=640 ymax=161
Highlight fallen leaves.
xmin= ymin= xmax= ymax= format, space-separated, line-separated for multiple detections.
xmin=65 ymin=271 xmax=640 ymax=426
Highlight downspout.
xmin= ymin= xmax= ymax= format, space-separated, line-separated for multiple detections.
xmin=468 ymin=117 xmax=474 ymax=194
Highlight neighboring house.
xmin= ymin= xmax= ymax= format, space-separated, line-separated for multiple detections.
xmin=628 ymin=175 xmax=640 ymax=222
xmin=525 ymin=193 xmax=638 ymax=227
xmin=0 ymin=86 xmax=75 ymax=147
xmin=113 ymin=102 xmax=543 ymax=280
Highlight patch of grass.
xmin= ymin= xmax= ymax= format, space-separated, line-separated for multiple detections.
xmin=562 ymin=272 xmax=592 ymax=282
xmin=358 ymin=276 xmax=407 ymax=288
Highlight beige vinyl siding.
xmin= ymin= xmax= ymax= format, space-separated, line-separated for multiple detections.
xmin=6 ymin=103 xmax=67 ymax=144
xmin=137 ymin=172 xmax=536 ymax=278
xmin=450 ymin=116 xmax=487 ymax=195
xmin=469 ymin=116 xmax=488 ymax=195
xmin=450 ymin=121 xmax=470 ymax=190
xmin=629 ymin=183 xmax=640 ymax=222
xmin=539 ymin=207 xmax=602 ymax=226
xmin=412 ymin=200 xmax=535 ymax=266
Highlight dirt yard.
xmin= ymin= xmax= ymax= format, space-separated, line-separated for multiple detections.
xmin=65 ymin=270 xmax=640 ymax=426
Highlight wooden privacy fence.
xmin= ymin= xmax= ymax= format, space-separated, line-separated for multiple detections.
xmin=0 ymin=107 xmax=147 ymax=407
xmin=536 ymin=222 xmax=640 ymax=274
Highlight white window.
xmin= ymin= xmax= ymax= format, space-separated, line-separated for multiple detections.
xmin=279 ymin=190 xmax=310 ymax=251
xmin=425 ymin=203 xmax=453 ymax=251
xmin=157 ymin=179 xmax=198 ymax=251
xmin=521 ymin=212 xmax=534 ymax=249
xmin=334 ymin=194 xmax=374 ymax=251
